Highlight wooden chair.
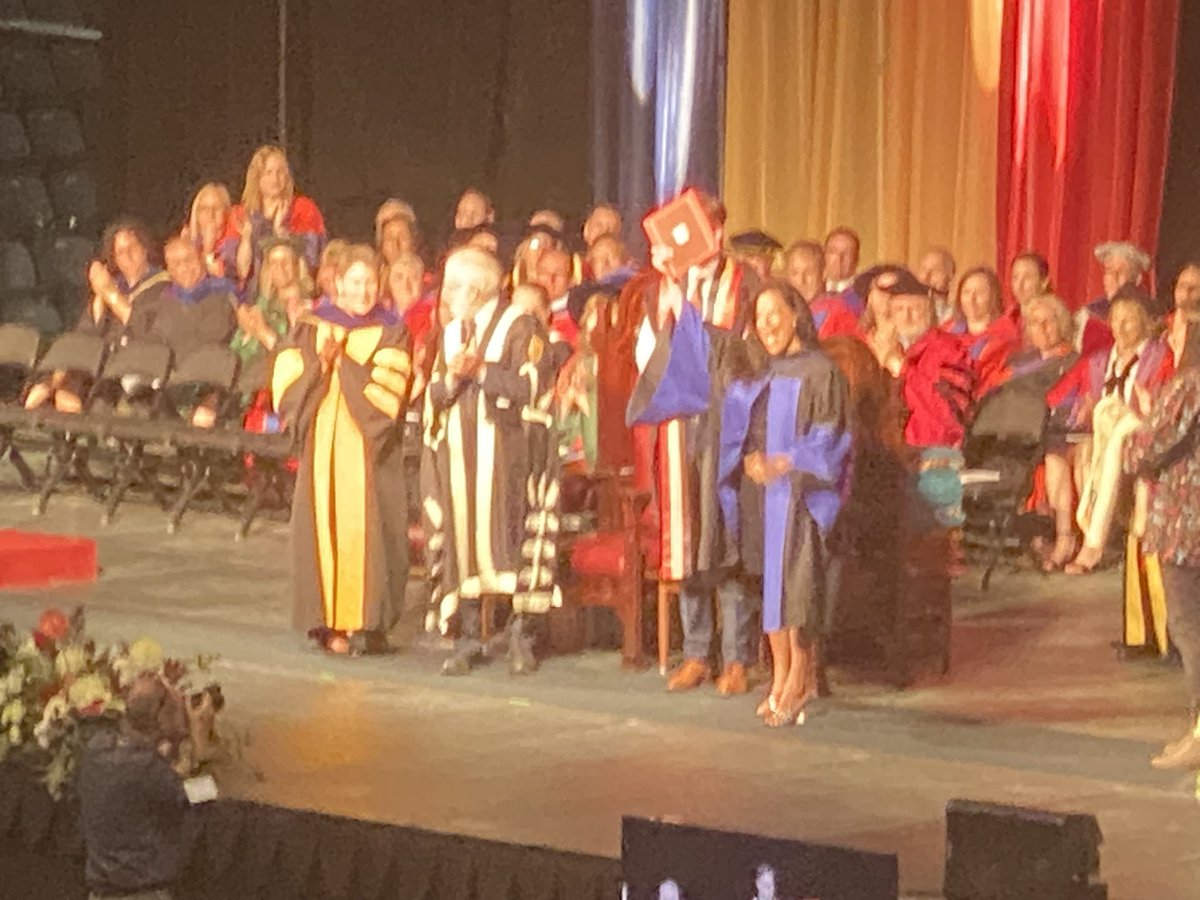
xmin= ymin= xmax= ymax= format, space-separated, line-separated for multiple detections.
xmin=566 ymin=469 xmax=652 ymax=668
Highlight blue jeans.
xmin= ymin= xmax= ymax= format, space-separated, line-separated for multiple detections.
xmin=680 ymin=577 xmax=755 ymax=666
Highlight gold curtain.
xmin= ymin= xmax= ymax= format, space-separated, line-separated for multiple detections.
xmin=724 ymin=0 xmax=1002 ymax=273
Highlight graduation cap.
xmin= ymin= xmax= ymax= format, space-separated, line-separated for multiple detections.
xmin=877 ymin=267 xmax=930 ymax=297
xmin=850 ymin=263 xmax=906 ymax=300
xmin=728 ymin=229 xmax=783 ymax=255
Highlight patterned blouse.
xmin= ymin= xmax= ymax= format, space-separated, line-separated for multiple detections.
xmin=1125 ymin=367 xmax=1200 ymax=567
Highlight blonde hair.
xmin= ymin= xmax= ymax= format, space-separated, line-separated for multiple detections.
xmin=335 ymin=243 xmax=380 ymax=278
xmin=1023 ymin=293 xmax=1075 ymax=346
xmin=241 ymin=144 xmax=294 ymax=215
xmin=384 ymin=252 xmax=424 ymax=281
xmin=186 ymin=182 xmax=231 ymax=237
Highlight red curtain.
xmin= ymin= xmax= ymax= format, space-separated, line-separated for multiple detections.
xmin=997 ymin=0 xmax=1180 ymax=307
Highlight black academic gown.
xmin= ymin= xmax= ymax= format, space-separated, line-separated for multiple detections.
xmin=719 ymin=351 xmax=852 ymax=634
xmin=272 ymin=302 xmax=412 ymax=635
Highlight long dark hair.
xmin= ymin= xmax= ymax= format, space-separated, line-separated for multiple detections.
xmin=729 ymin=281 xmax=818 ymax=380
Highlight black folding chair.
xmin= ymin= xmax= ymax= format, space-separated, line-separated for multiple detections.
xmin=0 ymin=240 xmax=37 ymax=294
xmin=0 ymin=174 xmax=53 ymax=238
xmin=0 ymin=43 xmax=60 ymax=108
xmin=0 ymin=113 xmax=31 ymax=169
xmin=0 ymin=322 xmax=40 ymax=487
xmin=50 ymin=42 xmax=102 ymax=97
xmin=21 ymin=329 xmax=106 ymax=512
xmin=158 ymin=346 xmax=242 ymax=532
xmin=26 ymin=108 xmax=85 ymax=162
xmin=960 ymin=385 xmax=1050 ymax=590
xmin=47 ymin=169 xmax=96 ymax=231
xmin=88 ymin=339 xmax=172 ymax=523
xmin=0 ymin=293 xmax=62 ymax=334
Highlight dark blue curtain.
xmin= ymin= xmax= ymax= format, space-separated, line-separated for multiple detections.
xmin=590 ymin=0 xmax=726 ymax=254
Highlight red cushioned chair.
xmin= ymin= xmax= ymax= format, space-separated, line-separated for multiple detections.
xmin=567 ymin=470 xmax=653 ymax=669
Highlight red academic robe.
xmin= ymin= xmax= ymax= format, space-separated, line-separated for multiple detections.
xmin=900 ymin=328 xmax=973 ymax=448
xmin=944 ymin=315 xmax=1021 ymax=403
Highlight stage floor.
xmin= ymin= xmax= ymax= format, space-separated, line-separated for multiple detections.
xmin=1 ymin=482 xmax=1198 ymax=899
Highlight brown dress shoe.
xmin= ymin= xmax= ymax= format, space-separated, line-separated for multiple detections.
xmin=714 ymin=662 xmax=749 ymax=697
xmin=667 ymin=658 xmax=710 ymax=692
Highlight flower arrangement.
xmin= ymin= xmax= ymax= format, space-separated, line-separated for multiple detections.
xmin=0 ymin=607 xmax=223 ymax=798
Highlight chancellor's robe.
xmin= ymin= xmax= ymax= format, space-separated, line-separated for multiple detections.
xmin=422 ymin=298 xmax=557 ymax=632
xmin=272 ymin=301 xmax=411 ymax=635
xmin=719 ymin=350 xmax=852 ymax=634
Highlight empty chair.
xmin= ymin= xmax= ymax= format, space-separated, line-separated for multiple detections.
xmin=0 ymin=320 xmax=39 ymax=487
xmin=50 ymin=42 xmax=101 ymax=96
xmin=26 ymin=109 xmax=85 ymax=161
xmin=0 ymin=174 xmax=53 ymax=237
xmin=36 ymin=233 xmax=93 ymax=288
xmin=0 ymin=113 xmax=30 ymax=168
xmin=48 ymin=169 xmax=96 ymax=230
xmin=1 ymin=293 xmax=62 ymax=334
xmin=0 ymin=44 xmax=59 ymax=107
xmin=0 ymin=322 xmax=39 ymax=402
xmin=0 ymin=240 xmax=36 ymax=294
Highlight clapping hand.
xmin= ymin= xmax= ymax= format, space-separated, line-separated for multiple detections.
xmin=87 ymin=260 xmax=115 ymax=298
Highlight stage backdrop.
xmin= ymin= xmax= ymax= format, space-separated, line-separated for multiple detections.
xmin=997 ymin=0 xmax=1180 ymax=306
xmin=723 ymin=0 xmax=1002 ymax=275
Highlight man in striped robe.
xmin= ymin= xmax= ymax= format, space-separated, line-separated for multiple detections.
xmin=422 ymin=247 xmax=558 ymax=675
xmin=627 ymin=193 xmax=762 ymax=696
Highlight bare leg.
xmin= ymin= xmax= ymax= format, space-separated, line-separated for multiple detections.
xmin=767 ymin=628 xmax=811 ymax=727
xmin=1043 ymin=452 xmax=1078 ymax=569
xmin=759 ymin=631 xmax=790 ymax=717
xmin=53 ymin=390 xmax=82 ymax=414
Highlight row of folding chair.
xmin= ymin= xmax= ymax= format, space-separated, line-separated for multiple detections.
xmin=0 ymin=323 xmax=295 ymax=537
xmin=0 ymin=40 xmax=101 ymax=109
xmin=0 ymin=169 xmax=96 ymax=237
xmin=0 ymin=109 xmax=87 ymax=165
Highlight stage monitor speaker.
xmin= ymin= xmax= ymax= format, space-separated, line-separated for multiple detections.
xmin=944 ymin=799 xmax=1106 ymax=900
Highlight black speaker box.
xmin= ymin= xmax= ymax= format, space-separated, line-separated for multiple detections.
xmin=944 ymin=799 xmax=1107 ymax=900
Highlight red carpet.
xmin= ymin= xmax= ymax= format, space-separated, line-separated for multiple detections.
xmin=0 ymin=530 xmax=97 ymax=588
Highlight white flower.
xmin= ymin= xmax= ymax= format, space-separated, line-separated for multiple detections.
xmin=54 ymin=646 xmax=88 ymax=678
xmin=6 ymin=724 xmax=17 ymax=744
xmin=4 ymin=668 xmax=23 ymax=696
xmin=1 ymin=698 xmax=24 ymax=728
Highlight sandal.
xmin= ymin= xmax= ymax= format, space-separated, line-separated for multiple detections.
xmin=1064 ymin=545 xmax=1103 ymax=575
xmin=756 ymin=693 xmax=779 ymax=719
xmin=1041 ymin=534 xmax=1078 ymax=572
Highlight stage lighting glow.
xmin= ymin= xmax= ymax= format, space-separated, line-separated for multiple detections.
xmin=629 ymin=0 xmax=655 ymax=106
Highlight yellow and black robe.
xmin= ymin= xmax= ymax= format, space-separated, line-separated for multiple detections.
xmin=272 ymin=302 xmax=412 ymax=635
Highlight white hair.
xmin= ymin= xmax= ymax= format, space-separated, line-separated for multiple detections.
xmin=445 ymin=246 xmax=503 ymax=297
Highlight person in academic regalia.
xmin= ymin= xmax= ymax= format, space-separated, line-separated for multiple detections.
xmin=181 ymin=182 xmax=233 ymax=278
xmin=272 ymin=244 xmax=412 ymax=655
xmin=719 ymin=282 xmax=851 ymax=726
xmin=128 ymin=236 xmax=237 ymax=364
xmin=915 ymin=246 xmax=957 ymax=326
xmin=626 ymin=191 xmax=763 ymax=696
xmin=221 ymin=144 xmax=326 ymax=287
xmin=941 ymin=266 xmax=1021 ymax=403
xmin=24 ymin=219 xmax=169 ymax=412
xmin=422 ymin=246 xmax=558 ymax=676
xmin=728 ymin=229 xmax=783 ymax=282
